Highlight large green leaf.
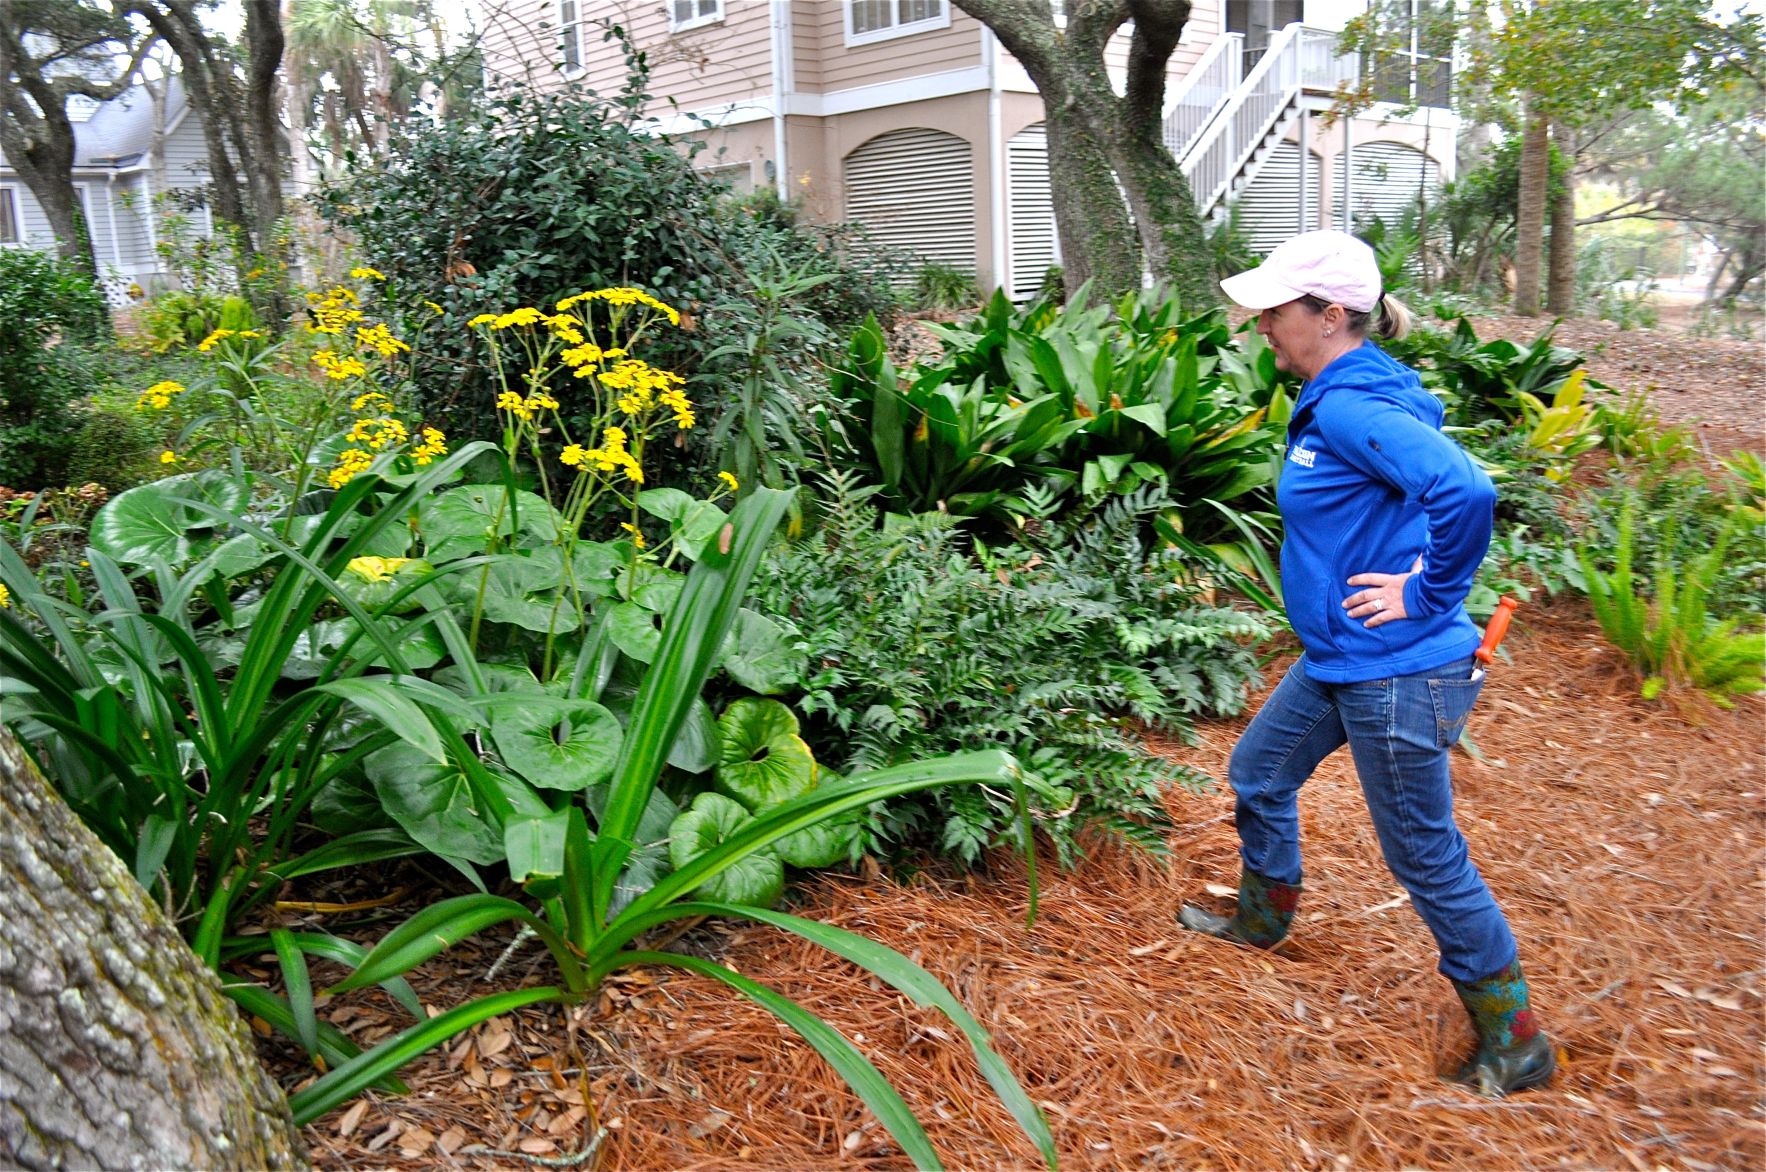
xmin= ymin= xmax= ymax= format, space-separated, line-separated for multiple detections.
xmin=420 ymin=485 xmax=560 ymax=563
xmin=282 ymin=620 xmax=444 ymax=679
xmin=717 ymin=609 xmax=806 ymax=695
xmin=456 ymin=550 xmax=579 ymax=633
xmin=490 ymin=697 xmax=621 ymax=791
xmin=714 ymin=697 xmax=816 ymax=812
xmin=603 ymin=577 xmax=683 ymax=663
xmin=667 ymin=792 xmax=783 ymax=907
xmin=90 ymin=477 xmax=204 ymax=564
xmin=338 ymin=556 xmax=436 ymax=615
xmin=366 ymin=742 xmax=505 ymax=865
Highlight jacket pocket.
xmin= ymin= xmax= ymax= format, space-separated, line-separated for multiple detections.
xmin=1428 ymin=675 xmax=1483 ymax=749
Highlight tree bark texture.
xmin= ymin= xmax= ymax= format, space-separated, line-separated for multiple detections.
xmin=0 ymin=727 xmax=306 ymax=1171
xmin=1512 ymin=102 xmax=1549 ymax=316
xmin=1546 ymin=120 xmax=1577 ymax=317
xmin=955 ymin=0 xmax=1211 ymax=305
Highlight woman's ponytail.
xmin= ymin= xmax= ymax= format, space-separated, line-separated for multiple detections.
xmin=1374 ymin=293 xmax=1413 ymax=341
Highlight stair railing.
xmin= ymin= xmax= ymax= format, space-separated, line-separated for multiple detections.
xmin=1179 ymin=20 xmax=1306 ymax=216
xmin=1161 ymin=32 xmax=1244 ymax=159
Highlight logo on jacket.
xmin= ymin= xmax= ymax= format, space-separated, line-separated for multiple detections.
xmin=1288 ymin=443 xmax=1317 ymax=468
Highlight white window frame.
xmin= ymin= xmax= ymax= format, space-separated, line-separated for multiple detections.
xmin=669 ymin=0 xmax=723 ymax=33
xmin=0 ymin=186 xmax=20 ymax=245
xmin=844 ymin=0 xmax=950 ymax=48
xmin=557 ymin=0 xmax=583 ymax=74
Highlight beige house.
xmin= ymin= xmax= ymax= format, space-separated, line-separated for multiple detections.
xmin=479 ymin=0 xmax=1455 ymax=297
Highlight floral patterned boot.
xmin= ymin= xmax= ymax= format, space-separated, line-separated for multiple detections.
xmin=1177 ymin=869 xmax=1302 ymax=949
xmin=1447 ymin=959 xmax=1555 ymax=1097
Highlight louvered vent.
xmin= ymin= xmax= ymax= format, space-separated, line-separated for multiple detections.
xmin=1007 ymin=122 xmax=1058 ymax=301
xmin=1333 ymin=141 xmax=1442 ymax=234
xmin=1235 ymin=141 xmax=1320 ymax=256
xmin=844 ymin=127 xmax=975 ymax=280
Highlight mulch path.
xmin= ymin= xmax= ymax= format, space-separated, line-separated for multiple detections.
xmin=282 ymin=316 xmax=1765 ymax=1171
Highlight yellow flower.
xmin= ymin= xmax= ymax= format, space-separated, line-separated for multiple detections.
xmin=718 ymin=471 xmax=739 ymax=493
xmin=160 ymin=450 xmax=179 ymax=464
xmin=493 ymin=307 xmax=543 ymax=330
xmin=313 ymin=350 xmax=368 ymax=380
xmin=246 ymin=267 xmax=265 ymax=279
xmin=620 ymin=522 xmax=647 ymax=549
xmin=425 ymin=301 xmax=445 ymax=315
xmin=496 ymin=390 xmax=533 ymax=421
xmin=526 ymin=391 xmax=559 ymax=412
xmin=0 ymin=582 xmax=9 ymax=609
xmin=467 ymin=313 xmax=498 ymax=328
xmin=661 ymin=384 xmax=695 ymax=430
xmin=135 ymin=380 xmax=186 ymax=410
xmin=345 ymin=555 xmax=412 ymax=582
xmin=411 ymin=427 xmax=448 ymax=465
xmin=544 ymin=314 xmax=585 ymax=344
xmin=356 ymin=322 xmax=410 ymax=358
xmin=560 ymin=443 xmax=587 ymax=468
xmin=349 ymin=266 xmax=387 ymax=281
xmin=197 ymin=328 xmax=235 ymax=352
xmin=556 ymin=287 xmax=681 ymax=326
xmin=560 ymin=342 xmax=607 ymax=368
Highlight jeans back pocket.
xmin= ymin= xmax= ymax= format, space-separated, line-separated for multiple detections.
xmin=1428 ymin=675 xmax=1484 ymax=749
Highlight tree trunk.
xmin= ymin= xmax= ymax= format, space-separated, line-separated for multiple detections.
xmin=954 ymin=0 xmax=1212 ymax=304
xmin=1512 ymin=101 xmax=1549 ymax=316
xmin=1545 ymin=120 xmax=1577 ymax=316
xmin=0 ymin=728 xmax=306 ymax=1171
xmin=0 ymin=39 xmax=98 ymax=275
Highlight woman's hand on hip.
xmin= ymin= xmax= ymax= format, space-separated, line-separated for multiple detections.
xmin=1344 ymin=556 xmax=1424 ymax=629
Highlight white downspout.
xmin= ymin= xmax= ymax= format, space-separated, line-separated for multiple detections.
xmin=771 ymin=1 xmax=791 ymax=199
xmin=1297 ymin=107 xmax=1309 ymax=235
xmin=984 ymin=27 xmax=1006 ymax=298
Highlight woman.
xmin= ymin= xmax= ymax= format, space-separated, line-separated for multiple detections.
xmin=1178 ymin=229 xmax=1553 ymax=1098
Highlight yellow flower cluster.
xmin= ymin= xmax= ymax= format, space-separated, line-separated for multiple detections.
xmin=556 ymin=287 xmax=681 ymax=326
xmin=352 ymin=390 xmax=395 ymax=414
xmin=349 ymin=417 xmax=410 ymax=450
xmin=559 ymin=426 xmax=642 ymax=482
xmin=313 ymin=350 xmax=369 ymax=381
xmin=0 ymin=582 xmax=10 ymax=608
xmin=411 ymin=426 xmax=448 ymax=465
xmin=197 ymin=328 xmax=264 ymax=352
xmin=718 ymin=471 xmax=739 ymax=493
xmin=495 ymin=390 xmax=559 ymax=421
xmin=356 ymin=323 xmax=410 ymax=358
xmin=619 ymin=522 xmax=647 ymax=549
xmin=135 ymin=380 xmax=186 ymax=410
xmin=599 ymin=359 xmax=694 ymax=429
xmin=305 ymin=286 xmax=364 ymax=336
xmin=349 ymin=266 xmax=387 ymax=281
xmin=329 ymin=447 xmax=373 ymax=489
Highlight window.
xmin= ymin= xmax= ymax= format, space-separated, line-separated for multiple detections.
xmin=0 ymin=188 xmax=19 ymax=244
xmin=558 ymin=0 xmax=581 ymax=72
xmin=1357 ymin=0 xmax=1454 ymax=109
xmin=670 ymin=0 xmax=722 ymax=32
xmin=846 ymin=0 xmax=949 ymax=46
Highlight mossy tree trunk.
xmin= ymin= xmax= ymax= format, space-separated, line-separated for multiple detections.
xmin=1545 ymin=119 xmax=1578 ymax=317
xmin=0 ymin=727 xmax=306 ymax=1171
xmin=1512 ymin=101 xmax=1549 ymax=316
xmin=954 ymin=0 xmax=1213 ymax=307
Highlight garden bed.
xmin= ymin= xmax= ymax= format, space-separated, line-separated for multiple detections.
xmin=289 ymin=314 xmax=1766 ymax=1169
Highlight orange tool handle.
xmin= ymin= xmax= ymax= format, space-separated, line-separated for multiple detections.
xmin=1475 ymin=595 xmax=1520 ymax=666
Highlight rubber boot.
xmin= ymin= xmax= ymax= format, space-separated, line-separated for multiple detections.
xmin=1177 ymin=868 xmax=1301 ymax=949
xmin=1447 ymin=959 xmax=1555 ymax=1097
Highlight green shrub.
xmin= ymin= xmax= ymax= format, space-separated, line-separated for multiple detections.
xmin=0 ymin=250 xmax=109 ymax=488
xmin=752 ymin=475 xmax=1267 ymax=864
xmin=66 ymin=396 xmax=166 ymax=491
xmin=909 ymin=262 xmax=980 ymax=313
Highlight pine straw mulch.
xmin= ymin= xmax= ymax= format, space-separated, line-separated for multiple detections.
xmin=282 ymin=594 xmax=1765 ymax=1171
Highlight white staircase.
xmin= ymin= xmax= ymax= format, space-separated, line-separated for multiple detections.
xmin=1163 ymin=24 xmax=1359 ymax=222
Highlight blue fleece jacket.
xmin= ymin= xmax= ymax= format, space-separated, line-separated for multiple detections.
xmin=1277 ymin=341 xmax=1495 ymax=683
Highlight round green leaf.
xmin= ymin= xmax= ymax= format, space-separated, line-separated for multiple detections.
xmin=490 ymin=697 xmax=621 ymax=791
xmin=667 ymin=792 xmax=784 ymax=908
xmin=367 ymin=742 xmax=504 ymax=865
xmin=339 ymin=556 xmax=436 ymax=615
xmin=605 ymin=600 xmax=666 ymax=663
xmin=718 ymin=608 xmax=807 ymax=695
xmin=454 ymin=550 xmax=579 ymax=633
xmin=92 ymin=479 xmax=195 ymax=564
xmin=776 ymin=816 xmax=861 ymax=870
xmin=714 ymin=697 xmax=816 ymax=812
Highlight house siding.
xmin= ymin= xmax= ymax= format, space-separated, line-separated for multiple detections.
xmin=811 ymin=3 xmax=982 ymax=92
xmin=160 ymin=111 xmax=212 ymax=187
xmin=481 ymin=0 xmax=577 ymax=95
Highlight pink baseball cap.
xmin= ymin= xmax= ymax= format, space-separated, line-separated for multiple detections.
xmin=1219 ymin=229 xmax=1383 ymax=313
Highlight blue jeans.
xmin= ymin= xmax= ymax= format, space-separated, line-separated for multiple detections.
xmin=1228 ymin=655 xmax=1517 ymax=982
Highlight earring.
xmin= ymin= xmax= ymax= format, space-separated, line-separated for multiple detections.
xmin=1323 ymin=328 xmax=1333 ymax=337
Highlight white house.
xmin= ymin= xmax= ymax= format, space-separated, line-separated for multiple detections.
xmin=0 ymin=78 xmax=218 ymax=304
